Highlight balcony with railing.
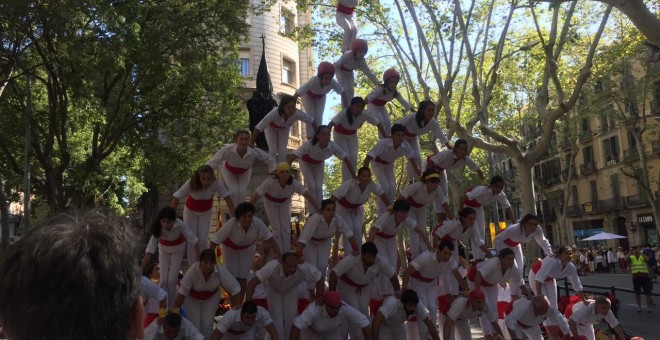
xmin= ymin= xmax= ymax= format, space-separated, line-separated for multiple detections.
xmin=596 ymin=198 xmax=623 ymax=212
xmin=567 ymin=205 xmax=583 ymax=217
xmin=561 ymin=168 xmax=576 ymax=181
xmin=580 ymin=162 xmax=596 ymax=175
xmin=538 ymin=209 xmax=557 ymax=221
xmin=579 ymin=129 xmax=593 ymax=143
xmin=623 ymin=194 xmax=651 ymax=208
xmin=541 ymin=175 xmax=561 ymax=187
xmin=623 ymin=148 xmax=639 ymax=161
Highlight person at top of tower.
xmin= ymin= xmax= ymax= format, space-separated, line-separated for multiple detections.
xmin=334 ymin=39 xmax=379 ymax=100
xmin=366 ymin=68 xmax=414 ymax=138
xmin=336 ymin=0 xmax=361 ymax=53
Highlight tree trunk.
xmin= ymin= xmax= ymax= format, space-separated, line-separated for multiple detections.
xmin=0 ymin=175 xmax=10 ymax=251
xmin=513 ymin=159 xmax=544 ymax=272
xmin=601 ymin=0 xmax=660 ymax=49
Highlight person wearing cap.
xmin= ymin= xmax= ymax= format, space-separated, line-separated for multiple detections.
xmin=171 ymin=249 xmax=242 ymax=338
xmin=333 ymin=166 xmax=391 ymax=246
xmin=334 ymin=39 xmax=379 ymax=100
xmin=210 ymin=301 xmax=278 ymax=340
xmin=425 ymin=139 xmax=486 ymax=220
xmin=290 ymin=291 xmax=372 ymax=339
xmin=459 ymin=175 xmax=515 ymax=260
xmin=372 ymin=289 xmax=439 ymax=340
xmin=329 ymin=242 xmax=399 ymax=340
xmin=401 ymin=240 xmax=469 ymax=339
xmin=335 ymin=0 xmax=359 ymax=52
xmin=206 ymin=130 xmax=276 ymax=207
xmin=628 ymin=245 xmax=654 ymax=312
xmin=363 ymin=124 xmax=421 ymax=214
xmin=251 ymin=162 xmax=320 ymax=252
xmin=398 ymin=168 xmax=452 ymax=258
xmin=443 ymin=289 xmax=499 ymax=340
xmin=568 ymin=296 xmax=625 ymax=340
xmin=246 ymin=252 xmax=324 ymax=340
xmin=210 ymin=202 xmax=282 ymax=300
xmin=295 ymin=199 xmax=360 ymax=280
xmin=288 ymin=125 xmax=355 ymax=214
xmin=505 ymin=296 xmax=571 ymax=340
xmin=252 ymin=94 xmax=317 ymax=162
xmin=366 ymin=68 xmax=414 ymax=137
xmin=143 ymin=313 xmax=204 ymax=340
xmin=294 ymin=62 xmax=348 ymax=137
xmin=329 ymin=97 xmax=387 ymax=181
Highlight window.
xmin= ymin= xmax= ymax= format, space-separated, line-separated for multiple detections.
xmin=282 ymin=58 xmax=295 ymax=85
xmin=602 ymin=136 xmax=619 ymax=164
xmin=589 ymin=180 xmax=598 ymax=203
xmin=570 ymin=185 xmax=578 ymax=205
xmin=237 ymin=49 xmax=250 ymax=77
xmin=610 ymin=174 xmax=620 ymax=198
xmin=583 ymin=145 xmax=594 ymax=165
xmin=581 ymin=118 xmax=590 ymax=132
xmin=280 ymin=7 xmax=295 ymax=36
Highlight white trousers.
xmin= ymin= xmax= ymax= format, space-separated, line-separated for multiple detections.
xmin=336 ymin=12 xmax=357 ymax=52
xmin=264 ymin=201 xmax=293 ymax=252
xmin=332 ymin=131 xmax=358 ymax=182
xmin=514 ymin=324 xmax=544 ymax=340
xmin=446 ymin=319 xmax=473 ymax=340
xmin=183 ymin=207 xmax=212 ymax=263
xmin=575 ymin=323 xmax=597 ymax=340
xmin=337 ymin=204 xmax=365 ymax=247
xmin=408 ymin=205 xmax=429 ymax=259
xmin=300 ymin=95 xmax=326 ymax=136
xmin=303 ymin=239 xmax=332 ymax=278
xmin=335 ymin=70 xmax=355 ymax=102
xmin=369 ymin=105 xmax=390 ymax=138
xmin=432 ymin=171 xmax=449 ymax=214
xmin=337 ymin=280 xmax=372 ymax=340
xmin=158 ymin=243 xmax=185 ymax=309
xmin=372 ymin=163 xmax=395 ymax=215
xmin=378 ymin=324 xmax=407 ymax=340
xmin=267 ymin=288 xmax=299 ymax=340
xmin=221 ymin=165 xmax=252 ymax=206
xmin=410 ymin=279 xmax=439 ymax=325
xmin=405 ymin=136 xmax=422 ymax=182
xmin=183 ymin=291 xmax=221 ymax=339
xmin=374 ymin=236 xmax=398 ymax=296
xmin=301 ymin=326 xmax=347 ymax=340
xmin=467 ymin=205 xmax=486 ymax=260
xmin=299 ymin=162 xmax=325 ymax=214
xmin=468 ymin=281 xmax=499 ymax=334
xmin=221 ymin=243 xmax=256 ymax=280
xmin=264 ymin=127 xmax=290 ymax=162
xmin=528 ymin=271 xmax=559 ymax=326
xmin=221 ymin=329 xmax=258 ymax=340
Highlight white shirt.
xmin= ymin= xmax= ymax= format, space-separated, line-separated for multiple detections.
xmin=145 ymin=219 xmax=198 ymax=254
xmin=409 ymin=251 xmax=457 ymax=282
xmin=178 ymin=262 xmax=241 ymax=298
xmin=447 ymin=296 xmax=488 ymax=321
xmin=334 ymin=51 xmax=378 ymax=84
xmin=372 ymin=213 xmax=417 ymax=239
xmin=293 ymin=140 xmax=347 ymax=164
xmin=141 ymin=277 xmax=167 ymax=314
xmin=395 ymin=114 xmax=448 ymax=144
xmin=428 ymin=149 xmax=480 ymax=171
xmin=332 ymin=179 xmax=384 ymax=205
xmin=298 ymin=214 xmax=353 ymax=244
xmin=172 ymin=179 xmax=230 ymax=201
xmin=256 ymin=259 xmax=322 ymax=293
xmin=366 ymin=138 xmax=414 ymax=165
xmin=494 ymin=223 xmax=552 ymax=256
xmin=330 ymin=108 xmax=380 ymax=134
xmin=464 ymin=185 xmax=511 ymax=208
xmin=399 ymin=181 xmax=447 ymax=207
xmin=378 ymin=295 xmax=430 ymax=326
xmin=607 ymin=251 xmax=617 ymax=263
xmin=433 ymin=219 xmax=481 ymax=246
xmin=216 ymin=307 xmax=273 ymax=334
xmin=366 ymin=86 xmax=413 ymax=111
xmin=505 ymin=299 xmax=570 ymax=334
xmin=255 ymin=107 xmax=314 ymax=130
xmin=143 ymin=316 xmax=204 ymax=340
xmin=295 ymin=76 xmax=344 ymax=97
xmin=533 ymin=257 xmax=583 ymax=291
xmin=211 ymin=216 xmax=273 ymax=248
xmin=476 ymin=256 xmax=524 ymax=287
xmin=293 ymin=303 xmax=370 ymax=333
xmin=255 ymin=176 xmax=307 ymax=204
xmin=570 ymin=301 xmax=619 ymax=328
xmin=332 ymin=254 xmax=395 ymax=286
xmin=207 ymin=143 xmax=276 ymax=172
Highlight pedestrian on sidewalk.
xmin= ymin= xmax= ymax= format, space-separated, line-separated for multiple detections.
xmin=606 ymin=247 xmax=617 ymax=273
xmin=642 ymin=244 xmax=657 ymax=282
xmin=617 ymin=247 xmax=627 ymax=272
xmin=628 ymin=245 xmax=654 ymax=312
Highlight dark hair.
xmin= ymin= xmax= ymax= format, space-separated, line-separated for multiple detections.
xmin=421 ymin=168 xmax=440 ymax=184
xmin=235 ymin=202 xmax=256 ymax=219
xmin=401 ymin=289 xmax=420 ymax=305
xmin=241 ymin=300 xmax=258 ymax=314
xmin=458 ymin=207 xmax=476 ymax=220
xmin=272 ymin=172 xmax=294 ymax=185
xmin=392 ymin=199 xmax=410 ymax=212
xmin=437 ymin=240 xmax=455 ymax=252
xmin=357 ymin=166 xmax=371 ymax=177
xmin=454 ymin=139 xmax=468 ymax=150
xmin=391 ymin=123 xmax=405 ymax=135
xmin=282 ymin=252 xmax=298 ymax=262
xmin=0 ymin=210 xmax=141 ymax=339
xmin=143 ymin=262 xmax=159 ymax=278
xmin=190 ymin=164 xmax=216 ymax=191
xmin=519 ymin=213 xmax=539 ymax=228
xmin=347 ymin=97 xmax=366 ymax=126
xmin=234 ymin=130 xmax=250 ymax=140
xmin=490 ymin=175 xmax=505 ymax=186
xmin=278 ymin=95 xmax=297 ymax=116
xmin=151 ymin=206 xmax=177 ymax=238
xmin=554 ymin=245 xmax=570 ymax=257
xmin=361 ymin=242 xmax=378 ymax=256
xmin=199 ymin=249 xmax=216 ymax=263
xmin=498 ymin=248 xmax=515 ymax=258
xmin=164 ymin=313 xmax=182 ymax=328
xmin=321 ymin=199 xmax=335 ymax=210
xmin=415 ymin=100 xmax=435 ymax=128
xmin=311 ymin=125 xmax=330 ymax=145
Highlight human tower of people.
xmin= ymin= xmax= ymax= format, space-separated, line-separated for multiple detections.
xmin=138 ymin=2 xmax=627 ymax=340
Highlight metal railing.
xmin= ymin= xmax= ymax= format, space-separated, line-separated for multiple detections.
xmin=580 ymin=162 xmax=596 ymax=175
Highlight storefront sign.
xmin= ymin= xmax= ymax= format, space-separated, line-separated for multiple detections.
xmin=638 ymin=214 xmax=654 ymax=224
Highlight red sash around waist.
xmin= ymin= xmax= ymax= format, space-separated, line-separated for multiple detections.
xmin=338 ymin=197 xmax=361 ymax=210
xmin=301 ymin=154 xmax=324 ymax=165
xmin=433 ymin=223 xmax=456 ymax=242
xmin=411 ymin=271 xmax=435 ymax=283
xmin=403 ymin=127 xmax=417 ymax=138
xmin=159 ymin=233 xmax=185 ymax=246
xmin=336 ymin=3 xmax=355 ymax=15
xmin=185 ymin=195 xmax=214 ymax=212
xmin=224 ymin=162 xmax=249 ymax=175
xmin=253 ymin=298 xmax=268 ymax=310
xmin=466 ymin=263 xmax=493 ymax=287
xmin=406 ymin=196 xmax=424 ymax=208
xmin=370 ymin=98 xmax=387 ymax=106
xmin=463 ymin=188 xmax=482 ymax=208
xmin=188 ymin=288 xmax=219 ymax=300
xmin=227 ymin=328 xmax=247 ymax=335
xmin=340 ymin=274 xmax=368 ymax=292
xmin=306 ymin=90 xmax=326 ymax=99
xmin=222 ymin=238 xmax=251 ymax=250
xmin=376 ymin=231 xmax=395 ymax=239
xmin=503 ymin=238 xmax=521 ymax=247
xmin=333 ymin=123 xmax=357 ymax=135
xmin=265 ymin=192 xmax=288 ymax=203
xmin=374 ymin=156 xmax=390 ymax=165
xmin=530 ymin=260 xmax=554 ymax=282
xmin=340 ymin=63 xmax=353 ymax=72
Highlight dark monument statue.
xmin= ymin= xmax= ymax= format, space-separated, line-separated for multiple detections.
xmin=247 ymin=36 xmax=278 ymax=151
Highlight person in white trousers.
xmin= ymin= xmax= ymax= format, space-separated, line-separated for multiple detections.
xmin=210 ymin=202 xmax=282 ymax=300
xmin=568 ymin=296 xmax=626 ymax=340
xmin=494 ymin=213 xmax=554 ymax=282
xmin=334 ymin=39 xmax=379 ymax=100
xmin=443 ymin=289 xmax=491 ymax=340
xmin=207 ymin=130 xmax=276 ymax=206
xmin=252 ymin=95 xmax=317 ymax=162
xmin=505 ymin=296 xmax=571 ymax=340
xmin=288 ymin=125 xmax=355 ymax=213
xmin=366 ymin=69 xmax=414 ymax=137
xmin=398 ymin=169 xmax=452 ymax=258
xmin=335 ymin=0 xmax=359 ymax=52
xmin=426 ymin=139 xmax=486 ymax=220
xmin=329 ymin=97 xmax=386 ymax=181
xmin=295 ymin=199 xmax=360 ymax=279
xmin=246 ymin=253 xmax=325 ymax=340
xmin=171 ymin=164 xmax=234 ymax=263
xmin=395 ymin=100 xmax=451 ymax=183
xmin=294 ymin=62 xmax=348 ymax=135
xmin=210 ymin=301 xmax=279 ymax=340
xmin=332 ymin=166 xmax=390 ymax=246
xmin=141 ymin=207 xmax=200 ymax=309
xmin=251 ymin=162 xmax=320 ymax=252
xmin=171 ymin=249 xmax=242 ymax=339
xmin=372 ymin=290 xmax=439 ymax=340
xmin=363 ymin=124 xmax=421 ymax=214
xmin=459 ymin=175 xmax=515 ymax=260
